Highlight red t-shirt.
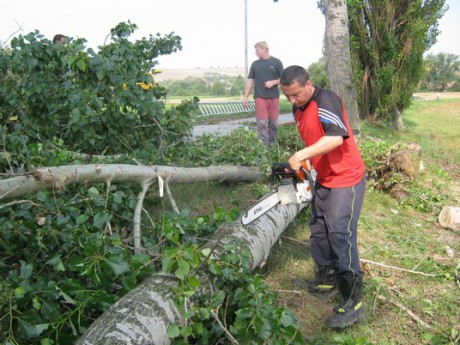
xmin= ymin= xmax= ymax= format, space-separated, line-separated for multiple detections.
xmin=294 ymin=88 xmax=365 ymax=188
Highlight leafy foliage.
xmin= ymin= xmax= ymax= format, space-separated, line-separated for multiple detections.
xmin=419 ymin=52 xmax=460 ymax=91
xmin=171 ymin=124 xmax=305 ymax=175
xmin=0 ymin=187 xmax=306 ymax=344
xmin=0 ymin=22 xmax=197 ymax=161
xmin=348 ymin=0 xmax=448 ymax=123
xmin=0 ymin=183 xmax=137 ymax=344
xmin=307 ymin=57 xmax=330 ymax=89
xmin=167 ymin=242 xmax=305 ymax=345
xmin=359 ymin=137 xmax=446 ymax=213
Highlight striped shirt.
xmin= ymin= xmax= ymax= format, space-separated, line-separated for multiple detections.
xmin=293 ymin=87 xmax=365 ymax=188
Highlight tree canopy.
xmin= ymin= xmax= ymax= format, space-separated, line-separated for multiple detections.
xmin=420 ymin=52 xmax=460 ymax=91
xmin=347 ymin=0 xmax=447 ymax=126
xmin=0 ymin=22 xmax=196 ymax=163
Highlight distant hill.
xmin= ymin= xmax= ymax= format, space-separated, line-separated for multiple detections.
xmin=155 ymin=67 xmax=245 ymax=81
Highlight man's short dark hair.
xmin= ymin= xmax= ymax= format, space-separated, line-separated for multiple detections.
xmin=280 ymin=65 xmax=310 ymax=86
xmin=53 ymin=34 xmax=65 ymax=44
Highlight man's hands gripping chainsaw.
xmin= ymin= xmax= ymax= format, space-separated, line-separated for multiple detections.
xmin=241 ymin=161 xmax=316 ymax=225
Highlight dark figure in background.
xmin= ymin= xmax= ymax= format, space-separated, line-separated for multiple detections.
xmin=280 ymin=65 xmax=366 ymax=329
xmin=53 ymin=34 xmax=66 ymax=45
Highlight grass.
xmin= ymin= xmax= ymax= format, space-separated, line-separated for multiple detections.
xmin=160 ymin=96 xmax=460 ymax=344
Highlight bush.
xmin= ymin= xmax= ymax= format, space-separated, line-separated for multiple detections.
xmin=0 ymin=22 xmax=197 ymax=163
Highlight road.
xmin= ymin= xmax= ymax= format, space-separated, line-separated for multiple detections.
xmin=192 ymin=112 xmax=295 ymax=137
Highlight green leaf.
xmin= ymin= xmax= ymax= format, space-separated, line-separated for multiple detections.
xmin=181 ymin=325 xmax=193 ymax=337
xmin=187 ymin=276 xmax=200 ymax=288
xmin=201 ymin=247 xmax=212 ymax=257
xmin=46 ymin=254 xmax=65 ymax=271
xmin=87 ymin=187 xmax=101 ymax=199
xmin=77 ymin=59 xmax=87 ymax=72
xmin=235 ymin=307 xmax=252 ymax=321
xmin=15 ymin=287 xmax=26 ymax=299
xmin=33 ymin=297 xmax=42 ymax=311
xmin=56 ymin=286 xmax=77 ymax=305
xmin=76 ymin=214 xmax=89 ymax=224
xmin=182 ymin=290 xmax=196 ymax=298
xmin=67 ymin=255 xmax=85 ymax=271
xmin=167 ymin=324 xmax=181 ymax=338
xmin=40 ymin=300 xmax=61 ymax=321
xmin=175 ymin=260 xmax=190 ymax=280
xmin=20 ymin=260 xmax=33 ymax=280
xmin=18 ymin=319 xmax=49 ymax=337
xmin=106 ymin=255 xmax=130 ymax=275
xmin=93 ymin=212 xmax=112 ymax=229
xmin=130 ymin=253 xmax=150 ymax=268
xmin=121 ymin=274 xmax=137 ymax=290
xmin=162 ymin=256 xmax=173 ymax=273
xmin=36 ymin=190 xmax=49 ymax=202
xmin=280 ymin=309 xmax=297 ymax=327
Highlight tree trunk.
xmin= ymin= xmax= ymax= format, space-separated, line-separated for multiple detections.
xmin=392 ymin=107 xmax=405 ymax=132
xmin=76 ymin=199 xmax=309 ymax=345
xmin=0 ymin=164 xmax=262 ymax=201
xmin=323 ymin=0 xmax=360 ymax=134
xmin=0 ymin=164 xmax=262 ymax=252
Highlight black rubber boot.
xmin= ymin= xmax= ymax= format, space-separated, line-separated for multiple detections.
xmin=326 ymin=274 xmax=365 ymax=329
xmin=306 ymin=265 xmax=336 ymax=295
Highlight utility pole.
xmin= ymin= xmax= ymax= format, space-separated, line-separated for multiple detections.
xmin=244 ymin=0 xmax=248 ymax=78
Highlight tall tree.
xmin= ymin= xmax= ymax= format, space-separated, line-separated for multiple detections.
xmin=348 ymin=0 xmax=447 ymax=130
xmin=307 ymin=57 xmax=330 ymax=89
xmin=321 ymin=0 xmax=361 ymax=134
xmin=421 ymin=52 xmax=459 ymax=91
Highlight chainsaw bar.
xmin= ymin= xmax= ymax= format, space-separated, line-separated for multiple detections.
xmin=241 ymin=192 xmax=280 ymax=225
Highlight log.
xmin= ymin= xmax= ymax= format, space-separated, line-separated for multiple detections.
xmin=0 ymin=164 xmax=262 ymax=200
xmin=76 ymin=199 xmax=308 ymax=344
xmin=0 ymin=164 xmax=263 ymax=253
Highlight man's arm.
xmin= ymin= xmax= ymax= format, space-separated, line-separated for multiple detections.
xmin=264 ymin=79 xmax=280 ymax=88
xmin=243 ymin=79 xmax=254 ymax=108
xmin=288 ymin=135 xmax=343 ymax=170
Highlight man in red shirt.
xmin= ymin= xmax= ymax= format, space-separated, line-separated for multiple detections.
xmin=280 ymin=65 xmax=366 ymax=329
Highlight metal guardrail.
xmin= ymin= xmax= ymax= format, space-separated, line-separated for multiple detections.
xmin=198 ymin=101 xmax=255 ymax=117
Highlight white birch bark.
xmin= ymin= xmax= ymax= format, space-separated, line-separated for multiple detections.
xmin=76 ymin=200 xmax=308 ymax=344
xmin=0 ymin=164 xmax=262 ymax=200
xmin=324 ymin=0 xmax=361 ymax=134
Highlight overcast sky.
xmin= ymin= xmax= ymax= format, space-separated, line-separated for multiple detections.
xmin=1 ymin=0 xmax=458 ymax=70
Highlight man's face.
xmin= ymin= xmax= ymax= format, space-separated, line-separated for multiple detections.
xmin=255 ymin=46 xmax=268 ymax=59
xmin=281 ymin=80 xmax=313 ymax=108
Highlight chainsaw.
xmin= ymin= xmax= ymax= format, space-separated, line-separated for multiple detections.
xmin=241 ymin=161 xmax=316 ymax=225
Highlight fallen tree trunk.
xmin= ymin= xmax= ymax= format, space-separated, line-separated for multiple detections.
xmin=76 ymin=200 xmax=308 ymax=345
xmin=0 ymin=164 xmax=262 ymax=200
xmin=0 ymin=164 xmax=262 ymax=252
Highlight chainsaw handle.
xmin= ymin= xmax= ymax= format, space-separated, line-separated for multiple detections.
xmin=294 ymin=160 xmax=311 ymax=181
xmin=298 ymin=160 xmax=315 ymax=197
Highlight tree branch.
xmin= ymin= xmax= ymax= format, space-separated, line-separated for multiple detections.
xmin=360 ymin=259 xmax=436 ymax=277
xmin=376 ymin=294 xmax=433 ymax=330
xmin=133 ymin=179 xmax=154 ymax=253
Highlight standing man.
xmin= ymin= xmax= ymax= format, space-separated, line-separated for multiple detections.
xmin=280 ymin=65 xmax=366 ymax=329
xmin=243 ymin=41 xmax=283 ymax=145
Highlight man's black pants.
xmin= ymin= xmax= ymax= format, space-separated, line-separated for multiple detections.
xmin=309 ymin=177 xmax=366 ymax=277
